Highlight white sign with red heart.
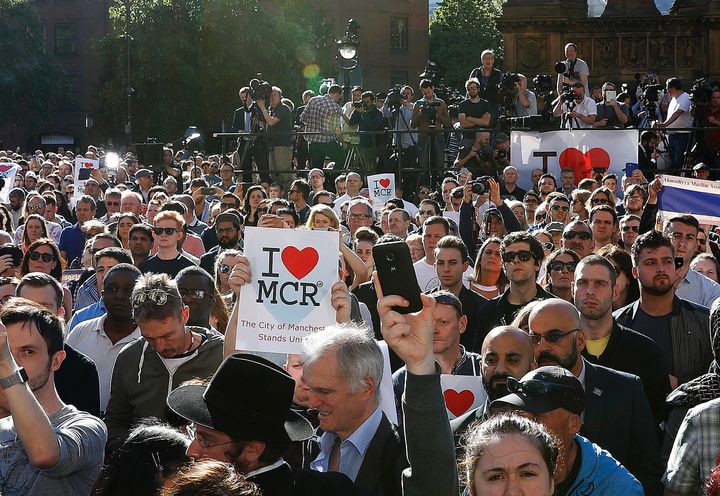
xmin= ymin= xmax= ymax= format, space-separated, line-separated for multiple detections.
xmin=440 ymin=375 xmax=488 ymax=420
xmin=235 ymin=227 xmax=340 ymax=354
xmin=367 ymin=173 xmax=395 ymax=210
xmin=73 ymin=157 xmax=99 ymax=203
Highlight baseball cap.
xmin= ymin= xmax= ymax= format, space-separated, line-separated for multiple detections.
xmin=490 ymin=366 xmax=585 ymax=415
xmin=545 ymin=222 xmax=565 ymax=233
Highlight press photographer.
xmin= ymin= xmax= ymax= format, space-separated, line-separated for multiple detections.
xmin=411 ymin=79 xmax=452 ymax=173
xmin=556 ymin=42 xmax=590 ymax=96
xmin=593 ymin=82 xmax=630 ymax=129
xmin=553 ymin=82 xmax=597 ymax=129
xmin=453 ymin=131 xmax=495 ymax=177
xmin=381 ymin=85 xmax=418 ymax=169
xmin=458 ymin=78 xmax=492 ymax=146
xmin=256 ymin=85 xmax=294 ymax=191
xmin=231 ymin=81 xmax=270 ymax=183
xmin=656 ymin=77 xmax=693 ymax=168
xmin=514 ymin=74 xmax=538 ymax=117
xmin=348 ymin=90 xmax=385 ymax=173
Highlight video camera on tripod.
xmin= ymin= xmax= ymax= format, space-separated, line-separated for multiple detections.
xmin=249 ymin=75 xmax=272 ymax=102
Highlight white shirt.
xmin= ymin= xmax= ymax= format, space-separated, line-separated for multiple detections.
xmin=66 ymin=314 xmax=142 ymax=412
xmin=667 ymin=92 xmax=693 ymax=132
xmin=413 ymin=257 xmax=474 ymax=293
xmin=561 ymin=96 xmax=597 ymax=129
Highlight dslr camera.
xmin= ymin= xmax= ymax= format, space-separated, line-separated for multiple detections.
xmin=420 ymin=100 xmax=441 ymax=124
xmin=471 ymin=175 xmax=493 ymax=195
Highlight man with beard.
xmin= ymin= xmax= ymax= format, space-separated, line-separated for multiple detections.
xmin=574 ymin=255 xmax=670 ymax=426
xmin=450 ymin=326 xmax=534 ymax=451
xmin=589 ymin=204 xmax=617 ymax=252
xmin=614 ymin=230 xmax=712 ymax=387
xmin=176 ymin=266 xmax=216 ymax=331
xmin=561 ymin=220 xmax=595 ymax=259
xmin=200 ymin=211 xmax=243 ymax=274
xmin=529 ymin=298 xmax=662 ymax=495
xmin=128 ymin=224 xmax=154 ymax=267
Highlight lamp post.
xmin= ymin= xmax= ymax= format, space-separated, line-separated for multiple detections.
xmin=124 ymin=0 xmax=134 ymax=145
xmin=336 ymin=19 xmax=359 ymax=104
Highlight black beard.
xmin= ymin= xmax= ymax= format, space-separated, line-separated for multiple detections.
xmin=483 ymin=373 xmax=511 ymax=401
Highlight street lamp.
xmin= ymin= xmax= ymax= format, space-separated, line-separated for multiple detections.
xmin=124 ymin=0 xmax=133 ymax=145
xmin=336 ymin=19 xmax=359 ymax=103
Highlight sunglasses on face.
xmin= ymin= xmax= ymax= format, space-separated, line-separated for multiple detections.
xmin=419 ymin=210 xmax=435 ymax=216
xmin=29 ymin=251 xmax=55 ymax=263
xmin=506 ymin=376 xmax=579 ymax=397
xmin=591 ymin=198 xmax=609 ymax=205
xmin=27 ymin=204 xmax=44 ymax=211
xmin=221 ymin=202 xmax=237 ymax=209
xmin=622 ymin=225 xmax=639 ymax=232
xmin=549 ymin=261 xmax=577 ymax=272
xmin=152 ymin=227 xmax=179 ymax=236
xmin=501 ymin=250 xmax=534 ymax=263
xmin=540 ymin=241 xmax=554 ymax=251
xmin=563 ymin=231 xmax=592 ymax=240
xmin=527 ymin=328 xmax=580 ymax=345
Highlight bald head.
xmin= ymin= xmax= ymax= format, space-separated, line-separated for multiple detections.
xmin=481 ymin=326 xmax=536 ymax=401
xmin=529 ymin=299 xmax=580 ymax=330
xmin=528 ymin=298 xmax=583 ymax=375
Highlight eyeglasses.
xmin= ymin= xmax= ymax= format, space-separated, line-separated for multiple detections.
xmin=132 ymin=289 xmax=180 ymax=308
xmin=179 ymin=289 xmax=207 ymax=299
xmin=152 ymin=227 xmax=179 ymax=236
xmin=216 ymin=227 xmax=238 ymax=234
xmin=348 ymin=214 xmax=370 ymax=220
xmin=27 ymin=204 xmax=44 ymax=211
xmin=551 ymin=205 xmax=570 ymax=212
xmin=220 ymin=203 xmax=237 ymax=209
xmin=540 ymin=242 xmax=554 ymax=251
xmin=549 ymin=261 xmax=577 ymax=272
xmin=419 ymin=210 xmax=436 ymax=216
xmin=506 ymin=376 xmax=578 ymax=397
xmin=501 ymin=250 xmax=534 ymax=263
xmin=29 ymin=251 xmax=55 ymax=263
xmin=563 ymin=231 xmax=592 ymax=240
xmin=187 ymin=423 xmax=234 ymax=450
xmin=591 ymin=198 xmax=609 ymax=205
xmin=622 ymin=225 xmax=639 ymax=232
xmin=527 ymin=329 xmax=580 ymax=346
xmin=219 ymin=264 xmax=231 ymax=274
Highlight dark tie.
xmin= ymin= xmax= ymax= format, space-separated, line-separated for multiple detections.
xmin=328 ymin=436 xmax=342 ymax=472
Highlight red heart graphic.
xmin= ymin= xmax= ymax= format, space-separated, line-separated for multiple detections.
xmin=281 ymin=247 xmax=319 ymax=280
xmin=379 ymin=178 xmax=391 ymax=188
xmin=558 ymin=147 xmax=611 ymax=181
xmin=443 ymin=389 xmax=475 ymax=417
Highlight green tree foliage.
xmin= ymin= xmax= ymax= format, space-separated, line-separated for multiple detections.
xmin=429 ymin=0 xmax=505 ymax=90
xmin=94 ymin=0 xmax=334 ymax=144
xmin=0 ymin=0 xmax=67 ymax=127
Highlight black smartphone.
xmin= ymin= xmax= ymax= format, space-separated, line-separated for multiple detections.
xmin=201 ymin=187 xmax=216 ymax=196
xmin=372 ymin=241 xmax=423 ymax=314
xmin=674 ymin=257 xmax=684 ymax=270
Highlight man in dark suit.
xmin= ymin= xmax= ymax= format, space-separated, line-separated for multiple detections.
xmin=529 ymin=298 xmax=663 ymax=496
xmin=302 ymin=325 xmax=407 ymax=496
xmin=231 ymin=86 xmax=269 ymax=183
xmin=167 ymin=353 xmax=357 ymax=496
xmin=638 ymin=130 xmax=660 ymax=179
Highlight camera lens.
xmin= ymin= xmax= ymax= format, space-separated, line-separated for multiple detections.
xmin=386 ymin=253 xmax=395 ymax=262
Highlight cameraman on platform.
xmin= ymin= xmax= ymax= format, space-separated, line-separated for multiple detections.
xmin=381 ymin=86 xmax=418 ymax=170
xmin=556 ymin=43 xmax=590 ymax=96
xmin=412 ymin=79 xmax=452 ymax=175
xmin=256 ymin=86 xmax=293 ymax=192
xmin=656 ymin=77 xmax=693 ymax=169
xmin=593 ymin=82 xmax=630 ymax=129
xmin=458 ymin=78 xmax=492 ymax=148
xmin=514 ymin=74 xmax=537 ymax=117
xmin=453 ymin=131 xmax=495 ymax=177
xmin=469 ymin=49 xmax=503 ymax=118
xmin=553 ymin=82 xmax=597 ymax=129
xmin=348 ymin=90 xmax=385 ymax=174
xmin=231 ymin=87 xmax=269 ymax=183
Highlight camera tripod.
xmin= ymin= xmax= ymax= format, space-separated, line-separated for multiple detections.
xmin=561 ymin=100 xmax=581 ymax=130
xmin=390 ymin=104 xmax=418 ymax=190
xmin=342 ymin=142 xmax=370 ymax=172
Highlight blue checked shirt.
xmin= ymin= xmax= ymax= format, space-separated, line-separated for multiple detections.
xmin=663 ymin=397 xmax=720 ymax=496
xmin=300 ymin=95 xmax=342 ymax=143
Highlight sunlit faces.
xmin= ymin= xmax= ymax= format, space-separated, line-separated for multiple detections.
xmin=632 ymin=245 xmax=676 ymax=296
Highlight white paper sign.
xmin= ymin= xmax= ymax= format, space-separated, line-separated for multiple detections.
xmin=0 ymin=163 xmax=20 ymax=202
xmin=440 ymin=374 xmax=487 ymax=420
xmin=367 ymin=173 xmax=395 ymax=209
xmin=235 ymin=227 xmax=339 ymax=354
xmin=73 ymin=157 xmax=99 ymax=201
xmin=377 ymin=341 xmax=399 ymax=426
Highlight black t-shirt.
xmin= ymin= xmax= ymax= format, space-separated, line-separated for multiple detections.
xmin=500 ymin=184 xmax=527 ymax=201
xmin=457 ymin=145 xmax=496 ymax=177
xmin=458 ymin=98 xmax=491 ymax=139
xmin=632 ymin=307 xmax=674 ymax=375
xmin=138 ymin=252 xmax=198 ymax=279
xmin=268 ymin=103 xmax=293 ymax=147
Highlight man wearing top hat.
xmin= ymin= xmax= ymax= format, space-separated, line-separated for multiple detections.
xmin=167 ymin=352 xmax=359 ymax=496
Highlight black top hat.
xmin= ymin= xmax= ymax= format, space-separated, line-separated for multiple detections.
xmin=167 ymin=353 xmax=314 ymax=443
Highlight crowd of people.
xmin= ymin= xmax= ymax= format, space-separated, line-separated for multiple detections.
xmin=0 ymin=43 xmax=719 ymax=496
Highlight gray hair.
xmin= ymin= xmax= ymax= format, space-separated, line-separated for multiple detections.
xmin=131 ymin=273 xmax=184 ymax=323
xmin=302 ymin=324 xmax=383 ymax=400
xmin=347 ymin=197 xmax=373 ymax=217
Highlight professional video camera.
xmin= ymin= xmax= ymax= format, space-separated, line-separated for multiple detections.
xmin=497 ymin=72 xmax=521 ymax=117
xmin=419 ymin=100 xmax=441 ymax=125
xmin=385 ymin=85 xmax=404 ymax=109
xmin=533 ymin=74 xmax=554 ymax=94
xmin=471 ymin=175 xmax=493 ymax=195
xmin=690 ymin=77 xmax=713 ymax=107
xmin=249 ymin=75 xmax=272 ymax=102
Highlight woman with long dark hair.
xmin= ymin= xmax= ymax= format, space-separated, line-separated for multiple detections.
xmin=470 ymin=237 xmax=507 ymax=299
xmin=242 ymin=185 xmax=268 ymax=227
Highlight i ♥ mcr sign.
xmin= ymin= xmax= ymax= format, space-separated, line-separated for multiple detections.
xmin=235 ymin=227 xmax=339 ymax=354
xmin=510 ymin=130 xmax=638 ymax=191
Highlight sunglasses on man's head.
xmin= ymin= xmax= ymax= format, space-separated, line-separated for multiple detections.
xmin=132 ymin=289 xmax=180 ymax=308
xmin=506 ymin=376 xmax=578 ymax=397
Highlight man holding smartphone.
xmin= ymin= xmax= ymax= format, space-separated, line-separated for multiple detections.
xmin=593 ymin=82 xmax=629 ymax=129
